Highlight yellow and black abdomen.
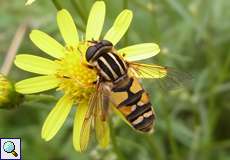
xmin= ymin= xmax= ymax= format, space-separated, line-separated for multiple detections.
xmin=110 ymin=76 xmax=155 ymax=132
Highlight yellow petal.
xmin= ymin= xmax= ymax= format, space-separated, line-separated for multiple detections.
xmin=73 ymin=102 xmax=90 ymax=152
xmin=104 ymin=10 xmax=133 ymax=45
xmin=30 ymin=30 xmax=65 ymax=59
xmin=15 ymin=76 xmax=59 ymax=94
xmin=118 ymin=43 xmax=160 ymax=61
xmin=25 ymin=0 xmax=35 ymax=5
xmin=15 ymin=54 xmax=59 ymax=75
xmin=57 ymin=9 xmax=79 ymax=46
xmin=95 ymin=116 xmax=110 ymax=149
xmin=42 ymin=94 xmax=73 ymax=141
xmin=85 ymin=1 xmax=105 ymax=41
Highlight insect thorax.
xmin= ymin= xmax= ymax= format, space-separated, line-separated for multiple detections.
xmin=86 ymin=40 xmax=128 ymax=82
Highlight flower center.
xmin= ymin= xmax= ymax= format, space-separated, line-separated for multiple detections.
xmin=55 ymin=42 xmax=97 ymax=103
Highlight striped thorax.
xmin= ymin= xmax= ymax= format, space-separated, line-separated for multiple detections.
xmin=86 ymin=40 xmax=127 ymax=82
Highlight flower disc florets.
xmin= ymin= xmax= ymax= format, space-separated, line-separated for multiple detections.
xmin=56 ymin=43 xmax=97 ymax=103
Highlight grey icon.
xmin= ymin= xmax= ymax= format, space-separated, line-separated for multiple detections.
xmin=3 ymin=141 xmax=18 ymax=157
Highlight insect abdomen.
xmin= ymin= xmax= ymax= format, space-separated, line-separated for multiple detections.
xmin=111 ymin=77 xmax=155 ymax=132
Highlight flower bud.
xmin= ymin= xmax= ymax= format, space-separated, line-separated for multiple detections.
xmin=0 ymin=74 xmax=24 ymax=109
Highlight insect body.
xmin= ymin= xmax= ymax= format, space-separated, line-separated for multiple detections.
xmin=85 ymin=40 xmax=155 ymax=133
xmin=79 ymin=40 xmax=190 ymax=151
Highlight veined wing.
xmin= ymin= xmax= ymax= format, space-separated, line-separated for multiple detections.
xmin=94 ymin=94 xmax=110 ymax=148
xmin=128 ymin=62 xmax=167 ymax=79
xmin=128 ymin=62 xmax=192 ymax=90
xmin=79 ymin=90 xmax=97 ymax=151
xmin=80 ymin=84 xmax=110 ymax=151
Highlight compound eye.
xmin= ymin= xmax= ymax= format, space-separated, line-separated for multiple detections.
xmin=101 ymin=40 xmax=113 ymax=47
xmin=86 ymin=46 xmax=97 ymax=62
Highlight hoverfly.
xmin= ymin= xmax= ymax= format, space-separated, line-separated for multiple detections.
xmin=79 ymin=40 xmax=189 ymax=150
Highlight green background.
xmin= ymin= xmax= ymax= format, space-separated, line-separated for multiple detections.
xmin=0 ymin=0 xmax=230 ymax=159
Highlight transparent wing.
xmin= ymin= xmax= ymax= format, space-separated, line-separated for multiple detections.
xmin=80 ymin=84 xmax=110 ymax=151
xmin=128 ymin=62 xmax=192 ymax=90
xmin=128 ymin=62 xmax=167 ymax=78
xmin=79 ymin=91 xmax=97 ymax=151
xmin=94 ymin=94 xmax=110 ymax=148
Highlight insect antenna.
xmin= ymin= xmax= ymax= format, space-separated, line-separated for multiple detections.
xmin=77 ymin=46 xmax=84 ymax=64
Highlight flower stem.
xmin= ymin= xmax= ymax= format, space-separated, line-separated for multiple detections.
xmin=70 ymin=0 xmax=87 ymax=25
xmin=25 ymin=94 xmax=57 ymax=102
xmin=130 ymin=0 xmax=153 ymax=12
xmin=0 ymin=21 xmax=27 ymax=75
xmin=51 ymin=0 xmax=62 ymax=10
xmin=109 ymin=120 xmax=126 ymax=160
xmin=144 ymin=135 xmax=165 ymax=160
xmin=166 ymin=116 xmax=180 ymax=160
xmin=123 ymin=0 xmax=128 ymax=10
xmin=123 ymin=0 xmax=129 ymax=46
xmin=51 ymin=0 xmax=85 ymax=32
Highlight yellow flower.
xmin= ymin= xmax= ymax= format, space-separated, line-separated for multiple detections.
xmin=14 ymin=1 xmax=160 ymax=151
xmin=0 ymin=74 xmax=12 ymax=106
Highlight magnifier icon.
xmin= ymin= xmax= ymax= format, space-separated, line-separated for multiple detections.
xmin=3 ymin=141 xmax=18 ymax=157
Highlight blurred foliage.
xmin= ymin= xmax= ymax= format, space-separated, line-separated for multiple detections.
xmin=0 ymin=0 xmax=230 ymax=160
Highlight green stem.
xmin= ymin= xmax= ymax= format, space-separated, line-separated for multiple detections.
xmin=109 ymin=120 xmax=126 ymax=160
xmin=75 ymin=22 xmax=86 ymax=32
xmin=145 ymin=135 xmax=164 ymax=160
xmin=25 ymin=94 xmax=57 ymax=102
xmin=130 ymin=0 xmax=153 ymax=12
xmin=51 ymin=0 xmax=62 ymax=10
xmin=123 ymin=0 xmax=129 ymax=46
xmin=70 ymin=0 xmax=88 ymax=25
xmin=123 ymin=0 xmax=128 ymax=12
xmin=209 ymin=139 xmax=230 ymax=150
xmin=51 ymin=0 xmax=85 ymax=32
xmin=166 ymin=117 xmax=180 ymax=160
xmin=22 ymin=102 xmax=49 ymax=108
